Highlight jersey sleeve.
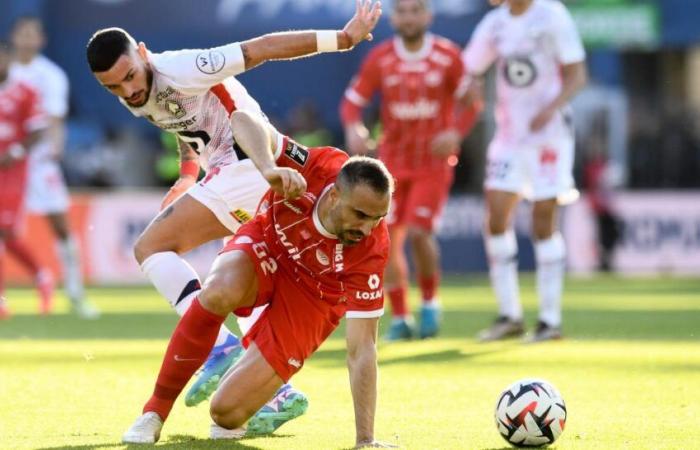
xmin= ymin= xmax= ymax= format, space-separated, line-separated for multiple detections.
xmin=343 ymin=48 xmax=382 ymax=109
xmin=345 ymin=233 xmax=389 ymax=319
xmin=151 ymin=43 xmax=246 ymax=93
xmin=462 ymin=14 xmax=498 ymax=76
xmin=275 ymin=141 xmax=347 ymax=179
xmin=42 ymin=66 xmax=69 ymax=118
xmin=551 ymin=4 xmax=586 ymax=65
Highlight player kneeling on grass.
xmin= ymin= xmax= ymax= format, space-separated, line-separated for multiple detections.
xmin=123 ymin=108 xmax=397 ymax=448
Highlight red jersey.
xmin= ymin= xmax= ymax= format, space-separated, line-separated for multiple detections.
xmin=341 ymin=34 xmax=480 ymax=177
xmin=0 ymin=79 xmax=45 ymax=159
xmin=248 ymin=140 xmax=389 ymax=319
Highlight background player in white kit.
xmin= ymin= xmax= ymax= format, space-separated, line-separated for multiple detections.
xmin=87 ymin=0 xmax=382 ymax=438
xmin=10 ymin=16 xmax=100 ymax=319
xmin=459 ymin=0 xmax=587 ymax=342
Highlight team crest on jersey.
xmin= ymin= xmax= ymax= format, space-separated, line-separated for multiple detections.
xmin=165 ymin=100 xmax=186 ymax=119
xmin=284 ymin=141 xmax=309 ymax=167
xmin=316 ymin=248 xmax=330 ymax=266
xmin=231 ymin=208 xmax=252 ymax=224
xmin=196 ymin=50 xmax=226 ymax=75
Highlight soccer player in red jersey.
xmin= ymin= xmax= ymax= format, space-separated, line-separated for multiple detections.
xmin=123 ymin=109 xmax=395 ymax=448
xmin=0 ymin=40 xmax=54 ymax=318
xmin=340 ymin=0 xmax=480 ymax=339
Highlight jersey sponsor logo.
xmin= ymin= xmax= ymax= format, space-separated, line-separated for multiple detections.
xmin=231 ymin=208 xmax=252 ymax=224
xmin=283 ymin=200 xmax=303 ymax=215
xmin=196 ymin=50 xmax=226 ymax=75
xmin=316 ymin=248 xmax=330 ymax=266
xmin=284 ymin=141 xmax=309 ymax=166
xmin=275 ymin=223 xmax=301 ymax=260
xmin=368 ymin=274 xmax=380 ymax=289
xmin=155 ymin=86 xmax=175 ymax=104
xmin=334 ymin=244 xmax=344 ymax=272
xmin=356 ymin=289 xmax=383 ymax=301
xmin=160 ymin=116 xmax=198 ymax=131
xmin=166 ymin=100 xmax=186 ymax=119
xmin=287 ymin=358 xmax=302 ymax=368
xmin=388 ymin=99 xmax=439 ymax=120
xmin=503 ymin=56 xmax=537 ymax=88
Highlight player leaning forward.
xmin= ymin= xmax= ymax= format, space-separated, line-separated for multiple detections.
xmin=85 ymin=0 xmax=382 ymax=439
xmin=124 ymin=103 xmax=394 ymax=446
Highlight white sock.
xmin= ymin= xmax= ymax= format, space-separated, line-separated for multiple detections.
xmin=141 ymin=251 xmax=235 ymax=346
xmin=57 ymin=235 xmax=86 ymax=304
xmin=535 ymin=232 xmax=566 ymax=327
xmin=485 ymin=230 xmax=522 ymax=321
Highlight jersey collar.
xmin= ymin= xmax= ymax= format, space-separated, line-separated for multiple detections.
xmin=313 ymin=184 xmax=337 ymax=239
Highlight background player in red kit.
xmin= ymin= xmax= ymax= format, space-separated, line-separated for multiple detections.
xmin=340 ymin=0 xmax=480 ymax=339
xmin=0 ymin=40 xmax=53 ymax=318
xmin=123 ymin=111 xmax=395 ymax=448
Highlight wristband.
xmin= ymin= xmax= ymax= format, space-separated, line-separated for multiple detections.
xmin=316 ymin=30 xmax=339 ymax=52
xmin=180 ymin=160 xmax=199 ymax=178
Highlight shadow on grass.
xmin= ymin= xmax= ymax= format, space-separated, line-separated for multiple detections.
xmin=35 ymin=433 xmax=292 ymax=450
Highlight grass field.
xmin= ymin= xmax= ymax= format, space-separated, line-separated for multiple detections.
xmin=1 ymin=276 xmax=699 ymax=450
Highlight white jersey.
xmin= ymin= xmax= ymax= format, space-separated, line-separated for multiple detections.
xmin=122 ymin=43 xmax=264 ymax=171
xmin=10 ymin=54 xmax=69 ymax=160
xmin=462 ymin=0 xmax=585 ymax=144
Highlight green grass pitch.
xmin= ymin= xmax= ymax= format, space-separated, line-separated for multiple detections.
xmin=1 ymin=276 xmax=699 ymax=449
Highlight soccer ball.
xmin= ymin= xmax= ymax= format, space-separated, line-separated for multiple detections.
xmin=494 ymin=378 xmax=567 ymax=447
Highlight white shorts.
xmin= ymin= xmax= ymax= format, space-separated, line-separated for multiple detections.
xmin=25 ymin=157 xmax=70 ymax=214
xmin=484 ymin=134 xmax=578 ymax=204
xmin=187 ymin=159 xmax=269 ymax=233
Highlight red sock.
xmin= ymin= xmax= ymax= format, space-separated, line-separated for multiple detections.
xmin=388 ymin=285 xmax=409 ymax=319
xmin=143 ymin=298 xmax=226 ymax=420
xmin=5 ymin=239 xmax=40 ymax=275
xmin=419 ymin=273 xmax=440 ymax=303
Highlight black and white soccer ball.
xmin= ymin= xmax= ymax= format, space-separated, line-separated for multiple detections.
xmin=495 ymin=378 xmax=567 ymax=447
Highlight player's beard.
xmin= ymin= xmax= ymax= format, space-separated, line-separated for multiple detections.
xmin=124 ymin=68 xmax=153 ymax=107
xmin=399 ymin=27 xmax=426 ymax=46
xmin=337 ymin=230 xmax=365 ymax=246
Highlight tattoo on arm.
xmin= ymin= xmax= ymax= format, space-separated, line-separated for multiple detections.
xmin=155 ymin=205 xmax=175 ymax=223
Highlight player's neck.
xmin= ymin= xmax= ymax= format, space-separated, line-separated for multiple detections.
xmin=401 ymin=34 xmax=426 ymax=53
xmin=14 ymin=51 xmax=37 ymax=65
xmin=508 ymin=0 xmax=534 ymax=16
xmin=316 ymin=187 xmax=338 ymax=237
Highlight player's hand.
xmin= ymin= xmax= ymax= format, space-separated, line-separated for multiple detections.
xmin=354 ymin=440 xmax=398 ymax=448
xmin=456 ymin=75 xmax=484 ymax=108
xmin=430 ymin=129 xmax=462 ymax=158
xmin=160 ymin=176 xmax=196 ymax=211
xmin=343 ymin=0 xmax=383 ymax=49
xmin=263 ymin=167 xmax=307 ymax=199
xmin=530 ymin=105 xmax=557 ymax=132
xmin=345 ymin=125 xmax=376 ymax=156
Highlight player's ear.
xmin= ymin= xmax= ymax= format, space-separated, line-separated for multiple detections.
xmin=137 ymin=42 xmax=148 ymax=62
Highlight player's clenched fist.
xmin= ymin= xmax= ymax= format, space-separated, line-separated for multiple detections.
xmin=343 ymin=0 xmax=383 ymax=48
xmin=262 ymin=167 xmax=307 ymax=199
xmin=160 ymin=176 xmax=196 ymax=210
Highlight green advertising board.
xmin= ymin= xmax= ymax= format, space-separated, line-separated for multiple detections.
xmin=568 ymin=0 xmax=660 ymax=49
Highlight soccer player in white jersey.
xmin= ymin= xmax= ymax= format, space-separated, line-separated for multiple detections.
xmin=86 ymin=0 xmax=382 ymax=438
xmin=10 ymin=16 xmax=100 ymax=319
xmin=460 ymin=0 xmax=587 ymax=342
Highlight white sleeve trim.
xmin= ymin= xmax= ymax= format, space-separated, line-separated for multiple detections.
xmin=346 ymin=308 xmax=384 ymax=319
xmin=273 ymin=131 xmax=285 ymax=160
xmin=344 ymin=88 xmax=369 ymax=107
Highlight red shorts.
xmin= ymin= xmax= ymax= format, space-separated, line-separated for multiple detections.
xmin=387 ymin=171 xmax=453 ymax=231
xmin=221 ymin=222 xmax=347 ymax=382
xmin=0 ymin=162 xmax=28 ymax=232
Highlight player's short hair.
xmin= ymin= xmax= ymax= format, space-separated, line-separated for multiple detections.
xmin=393 ymin=0 xmax=431 ymax=10
xmin=337 ymin=156 xmax=395 ymax=196
xmin=86 ymin=27 xmax=137 ymax=72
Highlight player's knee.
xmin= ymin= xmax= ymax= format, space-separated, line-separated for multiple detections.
xmin=199 ymin=273 xmax=240 ymax=314
xmin=210 ymin=404 xmax=250 ymax=430
xmin=132 ymin=234 xmax=153 ymax=265
xmin=487 ymin=214 xmax=508 ymax=235
xmin=407 ymin=226 xmax=431 ymax=243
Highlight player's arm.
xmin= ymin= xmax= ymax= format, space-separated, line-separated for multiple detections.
xmin=339 ymin=51 xmax=382 ymax=156
xmin=0 ymin=129 xmax=43 ymax=167
xmin=160 ymin=138 xmax=201 ymax=210
xmin=229 ymin=110 xmax=306 ymax=199
xmin=240 ymin=0 xmax=382 ymax=70
xmin=456 ymin=15 xmax=498 ymax=107
xmin=529 ymin=61 xmax=587 ymax=132
xmin=346 ymin=316 xmax=381 ymax=448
